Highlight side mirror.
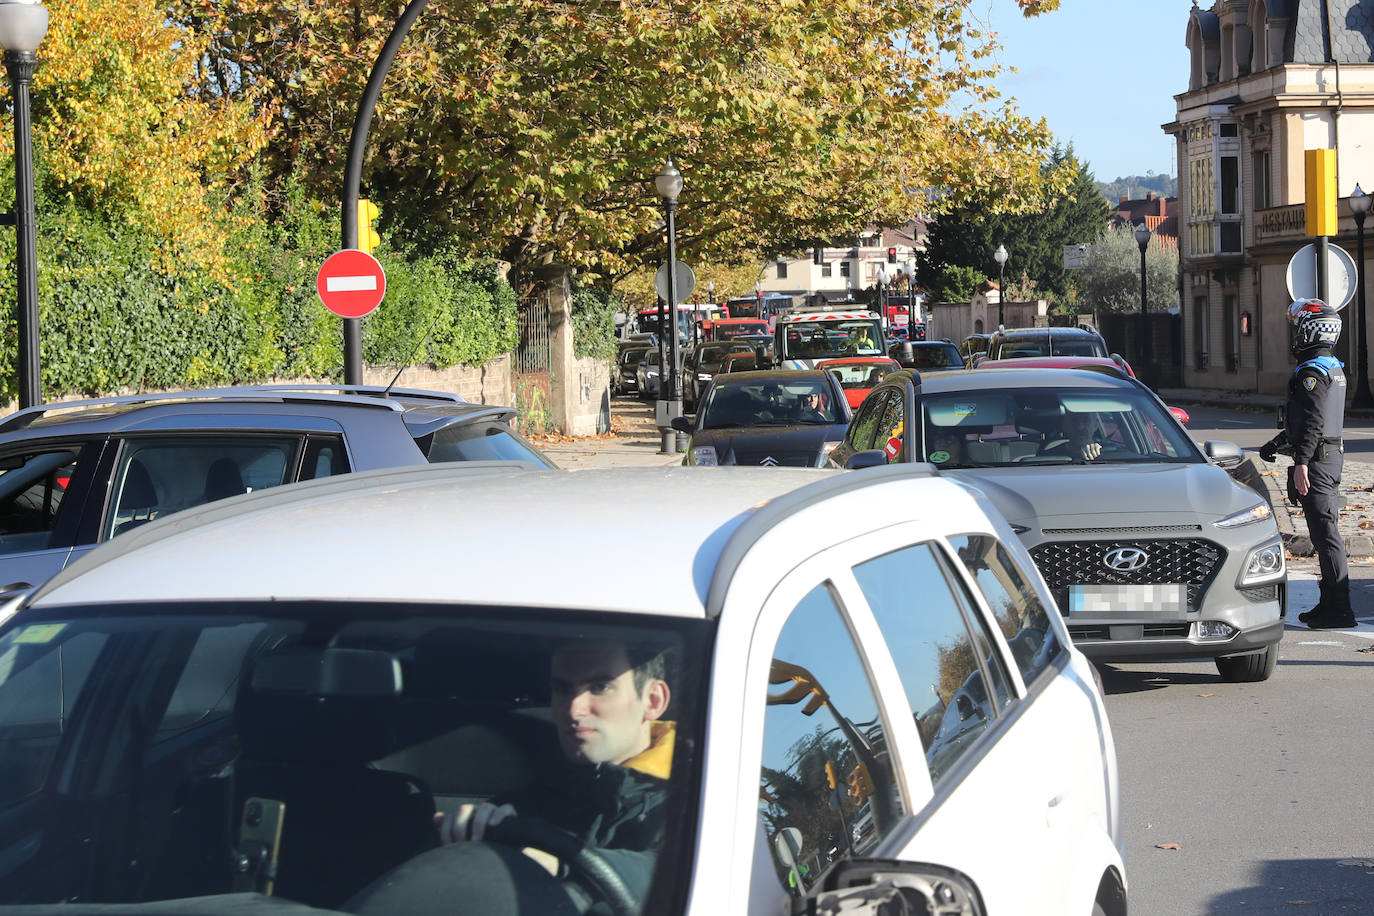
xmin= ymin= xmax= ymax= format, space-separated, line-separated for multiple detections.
xmin=1202 ymin=439 xmax=1244 ymax=468
xmin=1169 ymin=406 xmax=1190 ymax=425
xmin=954 ymin=693 xmax=983 ymax=722
xmin=670 ymin=416 xmax=693 ymax=433
xmin=845 ymin=449 xmax=889 ymax=470
xmin=816 ymin=859 xmax=986 ymax=916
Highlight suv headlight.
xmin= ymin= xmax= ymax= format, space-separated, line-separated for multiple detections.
xmin=1214 ymin=501 xmax=1272 ymax=529
xmin=692 ymin=446 xmax=718 ymax=466
xmin=1237 ymin=538 xmax=1285 ymax=587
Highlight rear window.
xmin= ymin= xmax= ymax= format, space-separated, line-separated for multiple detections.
xmin=425 ymin=421 xmax=553 ymax=467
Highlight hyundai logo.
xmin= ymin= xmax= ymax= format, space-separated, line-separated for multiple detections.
xmin=759 ymin=456 xmax=779 ymax=467
xmin=1103 ymin=547 xmax=1148 ymax=572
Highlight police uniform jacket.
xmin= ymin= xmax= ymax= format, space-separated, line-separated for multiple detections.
xmin=1285 ymin=349 xmax=1346 ymax=465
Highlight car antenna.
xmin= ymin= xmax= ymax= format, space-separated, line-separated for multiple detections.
xmin=381 ymin=307 xmax=447 ymax=398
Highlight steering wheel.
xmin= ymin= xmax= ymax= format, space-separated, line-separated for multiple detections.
xmin=487 ymin=817 xmax=640 ymax=916
xmin=341 ymin=816 xmax=640 ymax=916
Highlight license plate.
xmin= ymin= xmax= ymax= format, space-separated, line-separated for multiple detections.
xmin=1068 ymin=584 xmax=1187 ymax=616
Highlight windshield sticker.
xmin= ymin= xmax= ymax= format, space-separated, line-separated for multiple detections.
xmin=8 ymin=623 xmax=67 ymax=645
xmin=928 ymin=450 xmax=951 ymax=464
xmin=950 ymin=403 xmax=977 ymax=419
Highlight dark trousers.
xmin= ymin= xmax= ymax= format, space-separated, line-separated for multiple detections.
xmin=1296 ymin=451 xmax=1351 ymax=614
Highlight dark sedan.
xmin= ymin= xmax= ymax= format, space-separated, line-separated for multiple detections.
xmin=671 ymin=370 xmax=851 ymax=467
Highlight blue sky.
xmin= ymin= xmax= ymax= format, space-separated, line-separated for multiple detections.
xmin=983 ymin=1 xmax=1193 ymax=183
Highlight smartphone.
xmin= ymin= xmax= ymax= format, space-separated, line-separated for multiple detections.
xmin=235 ymin=797 xmax=286 ymax=895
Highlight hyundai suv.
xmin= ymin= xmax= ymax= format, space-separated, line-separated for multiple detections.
xmin=983 ymin=325 xmax=1110 ymax=361
xmin=829 ymin=368 xmax=1286 ymax=682
xmin=0 ymin=385 xmax=551 ymax=590
xmin=0 ymin=463 xmax=1125 ymax=914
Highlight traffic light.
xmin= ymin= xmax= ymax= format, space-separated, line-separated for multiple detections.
xmin=813 ymin=246 xmax=823 ymax=266
xmin=846 ymin=762 xmax=875 ymax=802
xmin=357 ymin=199 xmax=381 ymax=255
xmin=886 ymin=246 xmax=897 ymax=264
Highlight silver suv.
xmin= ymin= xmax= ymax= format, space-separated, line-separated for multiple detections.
xmin=984 ymin=325 xmax=1109 ymax=361
xmin=830 ymin=367 xmax=1287 ymax=682
xmin=0 ymin=385 xmax=550 ymax=590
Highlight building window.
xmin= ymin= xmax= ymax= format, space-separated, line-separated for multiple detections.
xmin=1220 ymin=157 xmax=1239 ymax=214
xmin=1224 ymin=295 xmax=1239 ymax=372
xmin=840 ymin=262 xmax=851 ymax=278
xmin=821 ymin=263 xmax=832 ymax=278
xmin=776 ymin=261 xmax=788 ymax=280
xmin=1253 ymin=151 xmax=1271 ymax=210
xmin=1220 ymin=123 xmax=1238 ymax=138
xmin=1220 ymin=223 xmax=1242 ymax=253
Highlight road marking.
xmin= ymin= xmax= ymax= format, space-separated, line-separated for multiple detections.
xmin=325 ymin=275 xmax=378 ymax=292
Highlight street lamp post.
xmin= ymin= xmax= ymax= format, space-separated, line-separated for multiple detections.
xmin=876 ymin=265 xmax=888 ymax=323
xmin=1134 ymin=223 xmax=1153 ymax=366
xmin=707 ymin=279 xmax=715 ymax=305
xmin=655 ymin=159 xmax=685 ymax=454
xmin=0 ymin=0 xmax=49 ymax=409
xmin=993 ymin=244 xmax=1008 ymax=329
xmin=1351 ymin=184 xmax=1372 ymax=408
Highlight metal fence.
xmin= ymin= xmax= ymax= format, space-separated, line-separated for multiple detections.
xmin=516 ymin=291 xmax=551 ymax=374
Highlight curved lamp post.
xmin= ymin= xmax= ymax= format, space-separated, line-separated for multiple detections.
xmin=993 ymin=244 xmax=1008 ymax=329
xmin=0 ymin=0 xmax=49 ymax=408
xmin=655 ymin=159 xmax=684 ymax=453
xmin=1352 ymin=185 xmax=1372 ymax=408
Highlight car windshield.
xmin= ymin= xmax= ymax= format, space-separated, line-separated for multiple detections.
xmin=0 ymin=604 xmax=709 ymax=913
xmin=918 ymin=387 xmax=1199 ymax=468
xmin=701 ymin=380 xmax=843 ymax=428
xmin=823 ymin=361 xmax=899 ymax=390
xmin=906 ymin=346 xmax=964 ymax=370
xmin=620 ymin=347 xmax=652 ymax=367
xmin=780 ymin=318 xmax=884 ymax=360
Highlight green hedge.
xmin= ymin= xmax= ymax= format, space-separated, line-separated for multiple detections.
xmin=0 ymin=176 xmax=518 ymax=405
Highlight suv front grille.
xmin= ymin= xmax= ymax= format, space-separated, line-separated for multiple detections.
xmin=1029 ymin=538 xmax=1225 ymax=614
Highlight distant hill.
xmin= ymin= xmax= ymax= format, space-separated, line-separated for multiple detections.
xmin=1096 ymin=172 xmax=1177 ymax=203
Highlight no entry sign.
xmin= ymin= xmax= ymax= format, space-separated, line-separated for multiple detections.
xmin=317 ymin=249 xmax=386 ymax=318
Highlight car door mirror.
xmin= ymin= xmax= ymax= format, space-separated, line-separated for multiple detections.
xmin=954 ymin=693 xmax=982 ymax=722
xmin=814 ymin=859 xmax=985 ymax=915
xmin=844 ymin=449 xmax=888 ymax=470
xmin=772 ymin=827 xmax=804 ymax=873
xmin=670 ymin=416 xmax=693 ymax=433
xmin=1202 ymin=439 xmax=1244 ymax=468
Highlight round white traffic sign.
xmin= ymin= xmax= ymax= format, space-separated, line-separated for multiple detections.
xmin=317 ymin=249 xmax=387 ymax=318
xmin=654 ymin=261 xmax=695 ymax=304
xmin=1285 ymin=242 xmax=1356 ymax=310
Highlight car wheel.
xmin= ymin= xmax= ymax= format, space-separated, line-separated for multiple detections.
xmin=1214 ymin=643 xmax=1277 ymax=682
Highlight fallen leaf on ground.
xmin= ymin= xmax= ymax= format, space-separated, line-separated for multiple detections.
xmin=1197 ymin=693 xmax=1214 ymax=698
xmin=1155 ymin=843 xmax=1182 ymax=851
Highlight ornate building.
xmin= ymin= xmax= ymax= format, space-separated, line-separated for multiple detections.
xmin=1169 ymin=1 xmax=1374 ymax=394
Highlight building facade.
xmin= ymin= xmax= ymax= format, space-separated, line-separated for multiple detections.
xmin=756 ymin=223 xmax=926 ymax=314
xmin=1169 ymin=1 xmax=1374 ymax=395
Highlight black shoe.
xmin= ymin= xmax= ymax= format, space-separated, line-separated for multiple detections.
xmin=1306 ymin=611 xmax=1357 ymax=630
xmin=1298 ymin=604 xmax=1323 ymax=624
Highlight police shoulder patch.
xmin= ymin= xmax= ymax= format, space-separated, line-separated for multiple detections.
xmin=1303 ymin=376 xmax=1317 ymax=391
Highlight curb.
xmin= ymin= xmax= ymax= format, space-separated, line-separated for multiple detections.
xmin=1241 ymin=453 xmax=1374 ymax=559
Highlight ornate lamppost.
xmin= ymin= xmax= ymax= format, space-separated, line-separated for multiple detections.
xmin=993 ymin=244 xmax=1008 ymax=329
xmin=1134 ymin=223 xmax=1153 ymax=365
xmin=0 ymin=0 xmax=49 ymax=408
xmin=655 ymin=159 xmax=685 ymax=453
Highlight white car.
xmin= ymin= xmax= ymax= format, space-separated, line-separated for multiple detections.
xmin=0 ymin=464 xmax=1125 ymax=915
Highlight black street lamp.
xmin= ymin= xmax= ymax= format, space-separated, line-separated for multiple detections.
xmin=1351 ymin=184 xmax=1372 ymax=408
xmin=655 ymin=159 xmax=685 ymax=453
xmin=0 ymin=0 xmax=49 ymax=408
xmin=876 ymin=264 xmax=888 ymax=321
xmin=993 ymin=244 xmax=1008 ymax=329
xmin=1134 ymin=222 xmax=1153 ymax=365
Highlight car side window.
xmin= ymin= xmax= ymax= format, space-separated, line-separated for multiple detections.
xmin=104 ymin=437 xmax=299 ymax=540
xmin=299 ymin=436 xmax=351 ymax=481
xmin=948 ymin=534 xmax=1064 ymax=687
xmin=0 ymin=449 xmax=81 ymax=555
xmin=852 ymin=543 xmax=1011 ymax=785
xmin=844 ymin=392 xmax=886 ymax=452
xmin=758 ymin=584 xmax=904 ymax=893
xmin=875 ymin=392 xmax=905 ymax=462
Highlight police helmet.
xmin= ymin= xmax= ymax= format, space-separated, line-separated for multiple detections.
xmin=1288 ymin=298 xmax=1341 ymax=351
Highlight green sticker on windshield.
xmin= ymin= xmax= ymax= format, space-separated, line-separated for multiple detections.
xmin=10 ymin=623 xmax=66 ymax=644
xmin=929 ymin=450 xmax=951 ymax=464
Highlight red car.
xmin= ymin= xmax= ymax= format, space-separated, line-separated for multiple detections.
xmin=972 ymin=355 xmax=1190 ymax=424
xmin=817 ymin=356 xmax=903 ymax=409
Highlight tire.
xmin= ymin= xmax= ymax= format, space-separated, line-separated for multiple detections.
xmin=1215 ymin=643 xmax=1277 ymax=682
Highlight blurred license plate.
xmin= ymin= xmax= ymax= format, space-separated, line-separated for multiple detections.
xmin=1068 ymin=584 xmax=1186 ymax=615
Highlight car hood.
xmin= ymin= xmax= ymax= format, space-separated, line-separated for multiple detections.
xmin=945 ymin=463 xmax=1268 ymax=529
xmin=693 ymin=424 xmax=845 ymax=466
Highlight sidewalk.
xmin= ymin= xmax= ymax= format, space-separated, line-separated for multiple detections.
xmin=530 ymin=396 xmax=684 ymax=470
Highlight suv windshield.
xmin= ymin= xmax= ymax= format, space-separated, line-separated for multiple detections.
xmin=919 ymin=387 xmax=1198 ymax=468
xmin=992 ymin=332 xmax=1107 ymax=359
xmin=779 ymin=318 xmax=884 ymax=361
xmin=0 ymin=604 xmax=709 ymax=913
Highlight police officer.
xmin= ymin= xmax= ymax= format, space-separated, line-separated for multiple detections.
xmin=1260 ymin=299 xmax=1355 ymax=629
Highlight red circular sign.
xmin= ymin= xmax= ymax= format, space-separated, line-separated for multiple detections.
xmin=317 ymin=249 xmax=386 ymax=318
